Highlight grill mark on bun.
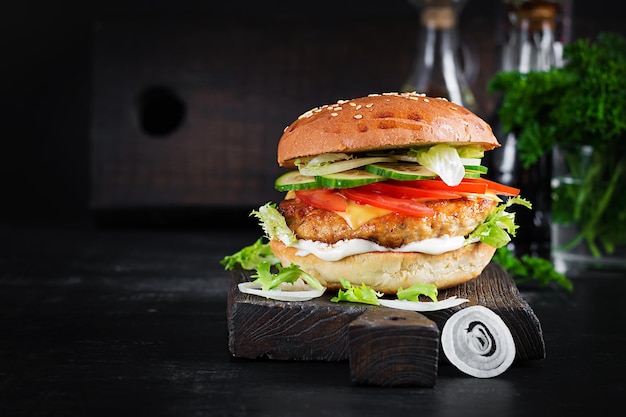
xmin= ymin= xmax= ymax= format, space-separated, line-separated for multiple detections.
xmin=378 ymin=120 xmax=397 ymax=129
xmin=407 ymin=112 xmax=422 ymax=122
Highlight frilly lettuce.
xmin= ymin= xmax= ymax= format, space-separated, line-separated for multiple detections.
xmin=468 ymin=196 xmax=532 ymax=248
xmin=250 ymin=203 xmax=297 ymax=246
xmin=252 ymin=262 xmax=324 ymax=291
xmin=220 ymin=238 xmax=279 ymax=270
xmin=331 ymin=278 xmax=383 ymax=305
xmin=397 ymin=282 xmax=438 ymax=302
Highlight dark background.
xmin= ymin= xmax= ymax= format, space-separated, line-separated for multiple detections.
xmin=1 ymin=0 xmax=623 ymax=231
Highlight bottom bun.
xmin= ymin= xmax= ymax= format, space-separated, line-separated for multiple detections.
xmin=270 ymin=240 xmax=497 ymax=294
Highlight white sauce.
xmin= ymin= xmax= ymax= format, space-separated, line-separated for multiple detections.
xmin=293 ymin=235 xmax=466 ymax=262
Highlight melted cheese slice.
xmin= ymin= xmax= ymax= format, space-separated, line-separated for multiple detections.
xmin=284 ymin=190 xmax=392 ymax=229
xmin=335 ymin=200 xmax=392 ymax=229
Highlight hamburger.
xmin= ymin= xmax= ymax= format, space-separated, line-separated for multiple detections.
xmin=254 ymin=92 xmax=529 ymax=294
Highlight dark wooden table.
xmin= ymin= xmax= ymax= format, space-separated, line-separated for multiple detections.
xmin=1 ymin=226 xmax=624 ymax=416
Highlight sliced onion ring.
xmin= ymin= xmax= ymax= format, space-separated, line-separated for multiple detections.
xmin=441 ymin=305 xmax=516 ymax=378
xmin=238 ymin=282 xmax=325 ymax=302
xmin=298 ymin=156 xmax=394 ymax=176
xmin=379 ymin=296 xmax=469 ymax=312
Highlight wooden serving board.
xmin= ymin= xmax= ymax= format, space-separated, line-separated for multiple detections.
xmin=227 ymin=263 xmax=545 ymax=386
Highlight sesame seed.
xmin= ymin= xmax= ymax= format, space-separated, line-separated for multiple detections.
xmin=354 ymin=114 xmax=363 ymax=119
xmin=297 ymin=109 xmax=314 ymax=119
xmin=368 ymin=93 xmax=380 ymax=97
xmin=423 ymin=98 xmax=430 ymax=103
xmin=356 ymin=104 xmax=362 ymax=110
xmin=337 ymin=99 xmax=348 ymax=104
xmin=349 ymin=102 xmax=357 ymax=107
xmin=365 ymin=103 xmax=374 ymax=108
xmin=331 ymin=112 xmax=338 ymax=117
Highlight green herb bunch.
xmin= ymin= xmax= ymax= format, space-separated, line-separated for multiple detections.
xmin=488 ymin=32 xmax=626 ymax=258
xmin=493 ymin=246 xmax=572 ymax=291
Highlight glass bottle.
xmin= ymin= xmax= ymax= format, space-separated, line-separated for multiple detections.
xmin=500 ymin=0 xmax=565 ymax=73
xmin=402 ymin=0 xmax=479 ymax=114
xmin=489 ymin=0 xmax=570 ymax=258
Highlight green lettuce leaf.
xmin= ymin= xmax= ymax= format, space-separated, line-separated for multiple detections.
xmin=456 ymin=145 xmax=485 ymax=159
xmin=251 ymin=203 xmax=297 ymax=246
xmin=330 ymin=278 xmax=382 ymax=305
xmin=251 ymin=262 xmax=324 ymax=291
xmin=397 ymin=282 xmax=438 ymax=302
xmin=468 ymin=196 xmax=532 ymax=248
xmin=412 ymin=144 xmax=465 ymax=186
xmin=220 ymin=238 xmax=279 ymax=270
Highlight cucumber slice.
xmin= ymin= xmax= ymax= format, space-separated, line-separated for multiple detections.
xmin=464 ymin=165 xmax=489 ymax=174
xmin=364 ymin=162 xmax=437 ymax=180
xmin=275 ymin=170 xmax=318 ymax=191
xmin=463 ymin=171 xmax=483 ymax=179
xmin=316 ymin=169 xmax=386 ymax=189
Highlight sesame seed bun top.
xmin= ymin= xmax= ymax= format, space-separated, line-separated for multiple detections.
xmin=277 ymin=92 xmax=500 ymax=168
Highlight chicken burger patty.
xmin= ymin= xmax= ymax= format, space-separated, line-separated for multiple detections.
xmin=278 ymin=196 xmax=498 ymax=248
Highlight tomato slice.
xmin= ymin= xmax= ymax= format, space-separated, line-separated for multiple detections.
xmin=295 ymin=189 xmax=347 ymax=212
xmin=341 ymin=188 xmax=435 ymax=217
xmin=393 ymin=179 xmax=489 ymax=194
xmin=463 ymin=178 xmax=521 ymax=196
xmin=358 ymin=182 xmax=463 ymax=200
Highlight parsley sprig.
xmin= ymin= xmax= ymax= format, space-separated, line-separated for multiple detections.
xmin=492 ymin=246 xmax=573 ymax=291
